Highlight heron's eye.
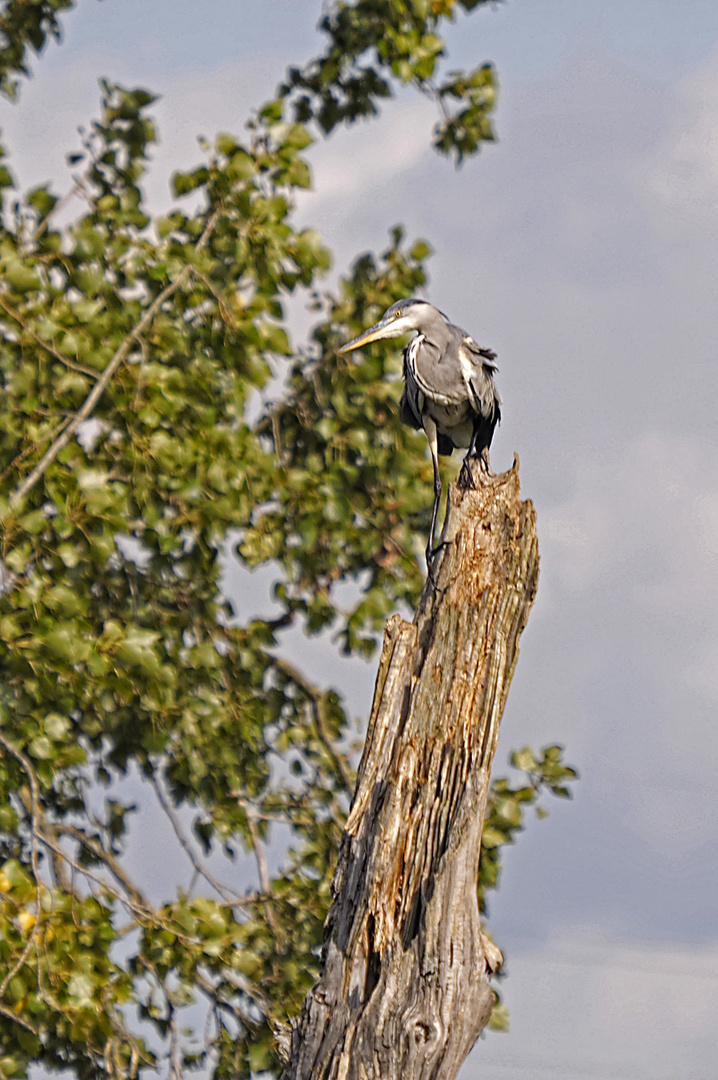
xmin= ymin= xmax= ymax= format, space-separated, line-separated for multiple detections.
xmin=394 ymin=310 xmax=402 ymax=319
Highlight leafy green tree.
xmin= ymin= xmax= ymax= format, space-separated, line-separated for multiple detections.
xmin=0 ymin=2 xmax=577 ymax=1077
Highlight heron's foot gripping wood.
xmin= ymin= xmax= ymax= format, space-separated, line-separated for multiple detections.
xmin=459 ymin=448 xmax=490 ymax=490
xmin=458 ymin=456 xmax=475 ymax=490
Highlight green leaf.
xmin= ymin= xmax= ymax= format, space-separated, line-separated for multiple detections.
xmin=44 ymin=713 xmax=70 ymax=740
xmin=171 ymin=166 xmax=209 ymax=196
xmin=27 ymin=185 xmax=58 ymax=216
xmin=44 ymin=623 xmax=92 ymax=663
xmin=29 ymin=735 xmax=54 ymax=759
xmin=4 ymin=259 xmax=40 ymax=291
xmin=56 ymin=543 xmax=81 ymax=568
xmin=116 ymin=628 xmax=161 ymax=672
xmin=0 ymin=859 xmax=33 ymax=892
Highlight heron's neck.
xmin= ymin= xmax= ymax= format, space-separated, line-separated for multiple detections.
xmin=420 ymin=319 xmax=451 ymax=352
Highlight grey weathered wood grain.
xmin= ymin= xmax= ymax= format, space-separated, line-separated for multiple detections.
xmin=281 ymin=456 xmax=539 ymax=1080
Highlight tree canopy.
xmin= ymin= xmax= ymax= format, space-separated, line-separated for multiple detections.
xmin=0 ymin=2 xmax=577 ymax=1078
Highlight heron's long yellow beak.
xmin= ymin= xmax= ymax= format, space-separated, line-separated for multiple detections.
xmin=337 ymin=320 xmax=394 ymax=353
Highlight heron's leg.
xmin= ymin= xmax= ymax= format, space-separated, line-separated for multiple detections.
xmin=460 ymin=422 xmax=489 ymax=487
xmin=423 ymin=417 xmax=442 ymax=568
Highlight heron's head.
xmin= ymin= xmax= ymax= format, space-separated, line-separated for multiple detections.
xmin=337 ymin=299 xmax=436 ymax=354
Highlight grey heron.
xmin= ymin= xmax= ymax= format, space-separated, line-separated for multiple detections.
xmin=338 ymin=299 xmax=501 ymax=567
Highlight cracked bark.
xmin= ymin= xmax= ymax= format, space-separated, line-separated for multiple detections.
xmin=281 ymin=456 xmax=539 ymax=1080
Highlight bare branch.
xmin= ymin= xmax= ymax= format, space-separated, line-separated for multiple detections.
xmin=0 ymin=929 xmax=36 ymax=1004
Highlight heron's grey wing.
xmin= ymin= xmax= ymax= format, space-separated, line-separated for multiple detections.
xmin=457 ymin=334 xmax=502 ymax=421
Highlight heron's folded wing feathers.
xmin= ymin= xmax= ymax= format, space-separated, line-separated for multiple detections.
xmin=462 ymin=334 xmax=498 ymax=367
xmin=458 ymin=335 xmax=502 ymax=419
xmin=399 ymin=389 xmax=422 ymax=430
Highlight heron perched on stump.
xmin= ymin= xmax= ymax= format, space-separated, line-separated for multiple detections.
xmin=339 ymin=298 xmax=502 ymax=567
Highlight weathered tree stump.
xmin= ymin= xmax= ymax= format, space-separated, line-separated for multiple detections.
xmin=281 ymin=456 xmax=539 ymax=1080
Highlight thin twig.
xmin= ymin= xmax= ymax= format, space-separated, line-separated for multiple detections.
xmin=0 ymin=766 xmax=41 ymax=1002
xmin=51 ymin=822 xmax=150 ymax=911
xmin=9 ymin=785 xmax=218 ymax=948
xmin=4 ymin=204 xmax=223 ymax=515
xmin=422 ymin=77 xmax=451 ymax=125
xmin=22 ymin=814 xmax=155 ymax=926
xmin=28 ymin=177 xmax=85 ymax=247
xmin=244 ymin=810 xmax=270 ymax=897
xmin=0 ymin=732 xmax=46 ymax=990
xmin=0 ymin=929 xmax=36 ymax=1003
xmin=37 ymin=827 xmax=206 ymax=949
xmin=195 ymin=976 xmax=246 ymax=1030
xmin=129 ymin=1042 xmax=140 ymax=1079
xmin=242 ymin=806 xmax=282 ymax=937
xmin=274 ymin=657 xmax=354 ymax=794
xmin=0 ymin=736 xmax=67 ymax=1014
xmin=130 ymin=334 xmax=149 ymax=412
xmin=271 ymin=410 xmax=284 ymax=464
xmin=228 ymin=798 xmax=308 ymax=828
xmin=0 ymin=1000 xmax=38 ymax=1034
xmin=210 ymin=965 xmax=276 ymax=1015
xmin=190 ymin=267 xmax=238 ymax=327
xmin=114 ymin=919 xmax=141 ymax=939
xmin=0 ymin=294 xmax=100 ymax=378
xmin=149 ymin=773 xmax=243 ymax=905
xmin=0 ymin=415 xmax=71 ymax=492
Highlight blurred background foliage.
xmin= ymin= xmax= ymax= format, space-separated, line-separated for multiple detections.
xmin=0 ymin=1 xmax=577 ymax=1077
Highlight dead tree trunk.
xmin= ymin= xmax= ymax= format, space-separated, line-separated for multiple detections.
xmin=281 ymin=456 xmax=539 ymax=1080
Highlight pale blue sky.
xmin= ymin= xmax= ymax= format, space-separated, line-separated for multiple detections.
xmin=18 ymin=0 xmax=718 ymax=83
xmin=4 ymin=4 xmax=718 ymax=1079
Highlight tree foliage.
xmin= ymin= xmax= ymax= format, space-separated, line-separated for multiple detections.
xmin=0 ymin=0 xmax=77 ymax=100
xmin=279 ymin=0 xmax=498 ymax=162
xmin=0 ymin=3 xmax=577 ymax=1078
